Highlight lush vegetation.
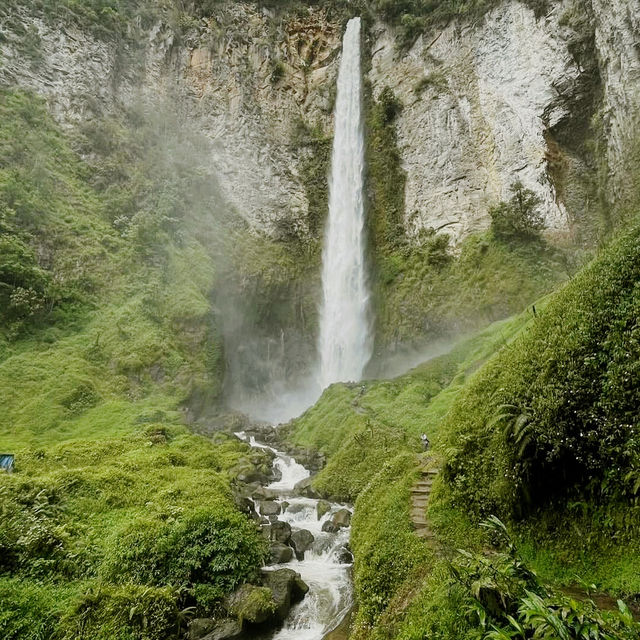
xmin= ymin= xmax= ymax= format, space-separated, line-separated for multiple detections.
xmin=443 ymin=223 xmax=640 ymax=517
xmin=0 ymin=89 xmax=274 ymax=638
xmin=363 ymin=86 xmax=572 ymax=349
xmin=0 ymin=427 xmax=269 ymax=639
xmin=286 ymin=218 xmax=640 ymax=639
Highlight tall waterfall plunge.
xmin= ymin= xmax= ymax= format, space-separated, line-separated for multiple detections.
xmin=318 ymin=17 xmax=372 ymax=389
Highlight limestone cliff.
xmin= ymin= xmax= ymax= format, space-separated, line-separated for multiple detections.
xmin=2 ymin=0 xmax=638 ymax=243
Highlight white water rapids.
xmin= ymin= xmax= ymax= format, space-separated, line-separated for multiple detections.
xmin=318 ymin=16 xmax=372 ymax=390
xmin=236 ymin=434 xmax=353 ymax=640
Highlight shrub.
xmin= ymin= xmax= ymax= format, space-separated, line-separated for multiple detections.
xmin=102 ymin=507 xmax=267 ymax=604
xmin=489 ymin=181 xmax=546 ymax=242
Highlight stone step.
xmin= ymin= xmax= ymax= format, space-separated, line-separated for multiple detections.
xmin=415 ymin=527 xmax=435 ymax=539
xmin=411 ymin=500 xmax=429 ymax=508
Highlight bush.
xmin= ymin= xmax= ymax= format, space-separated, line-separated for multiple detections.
xmin=444 ymin=223 xmax=640 ymax=516
xmin=452 ymin=517 xmax=640 ymax=639
xmin=102 ymin=507 xmax=267 ymax=604
xmin=489 ymin=181 xmax=546 ymax=242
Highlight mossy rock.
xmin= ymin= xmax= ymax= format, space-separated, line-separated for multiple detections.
xmin=225 ymin=584 xmax=276 ymax=625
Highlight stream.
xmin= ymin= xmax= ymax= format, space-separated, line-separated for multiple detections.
xmin=235 ymin=433 xmax=353 ymax=640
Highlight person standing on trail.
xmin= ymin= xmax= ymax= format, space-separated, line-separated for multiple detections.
xmin=421 ymin=433 xmax=430 ymax=451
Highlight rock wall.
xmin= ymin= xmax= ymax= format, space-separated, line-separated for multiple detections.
xmin=592 ymin=0 xmax=640 ymax=205
xmin=1 ymin=0 xmax=639 ymax=243
xmin=0 ymin=3 xmax=342 ymax=236
xmin=369 ymin=1 xmax=581 ymax=243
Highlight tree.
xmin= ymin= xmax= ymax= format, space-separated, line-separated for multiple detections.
xmin=489 ymin=181 xmax=545 ymax=242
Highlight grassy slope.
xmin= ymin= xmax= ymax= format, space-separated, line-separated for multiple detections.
xmin=0 ymin=90 xmax=268 ymax=639
xmin=287 ymin=223 xmax=640 ymax=639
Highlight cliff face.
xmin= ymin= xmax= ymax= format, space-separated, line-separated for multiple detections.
xmin=2 ymin=0 xmax=638 ymax=242
xmin=0 ymin=3 xmax=341 ymax=237
xmin=370 ymin=0 xmax=639 ymax=243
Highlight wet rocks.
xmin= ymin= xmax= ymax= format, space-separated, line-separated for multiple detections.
xmin=290 ymin=528 xmax=315 ymax=560
xmin=294 ymin=476 xmax=320 ymax=498
xmin=331 ymin=508 xmax=351 ymax=528
xmin=252 ymin=486 xmax=277 ymax=501
xmin=259 ymin=500 xmax=281 ymax=517
xmin=261 ymin=568 xmax=309 ymax=621
xmin=264 ymin=520 xmax=292 ymax=544
xmin=189 ymin=618 xmax=243 ymax=640
xmin=316 ymin=499 xmax=331 ymax=519
xmin=269 ymin=542 xmax=294 ymax=564
xmin=322 ymin=520 xmax=339 ymax=533
xmin=335 ymin=544 xmax=353 ymax=564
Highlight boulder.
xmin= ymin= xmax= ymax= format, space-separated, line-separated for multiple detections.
xmin=332 ymin=508 xmax=351 ymax=528
xmin=316 ymin=499 xmax=331 ymax=520
xmin=322 ymin=520 xmax=339 ymax=534
xmin=335 ymin=544 xmax=354 ymax=564
xmin=260 ymin=500 xmax=281 ymax=516
xmin=294 ymin=476 xmax=320 ymax=499
xmin=285 ymin=501 xmax=307 ymax=515
xmin=261 ymin=568 xmax=309 ymax=621
xmin=289 ymin=529 xmax=315 ymax=560
xmin=190 ymin=618 xmax=243 ymax=640
xmin=269 ymin=520 xmax=292 ymax=544
xmin=252 ymin=486 xmax=277 ymax=501
xmin=225 ymin=584 xmax=276 ymax=625
xmin=269 ymin=542 xmax=293 ymax=564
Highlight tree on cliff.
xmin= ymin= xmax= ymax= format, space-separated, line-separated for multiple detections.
xmin=489 ymin=180 xmax=546 ymax=243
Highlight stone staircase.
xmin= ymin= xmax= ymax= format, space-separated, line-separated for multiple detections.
xmin=410 ymin=465 xmax=439 ymax=540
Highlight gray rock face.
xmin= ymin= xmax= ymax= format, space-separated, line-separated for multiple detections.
xmin=289 ymin=528 xmax=315 ymax=560
xmin=2 ymin=1 xmax=639 ymax=249
xmin=591 ymin=0 xmax=640 ymax=205
xmin=369 ymin=2 xmax=583 ymax=243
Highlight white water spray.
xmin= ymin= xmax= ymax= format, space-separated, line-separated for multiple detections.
xmin=318 ymin=17 xmax=372 ymax=389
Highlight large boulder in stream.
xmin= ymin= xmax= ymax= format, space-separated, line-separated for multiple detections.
xmin=225 ymin=584 xmax=277 ymax=624
xmin=189 ymin=618 xmax=243 ymax=640
xmin=322 ymin=520 xmax=339 ymax=533
xmin=261 ymin=568 xmax=309 ymax=621
xmin=332 ymin=508 xmax=352 ymax=528
xmin=262 ymin=520 xmax=291 ymax=544
xmin=289 ymin=529 xmax=315 ymax=560
xmin=259 ymin=500 xmax=281 ymax=516
xmin=294 ymin=476 xmax=320 ymax=499
xmin=269 ymin=542 xmax=294 ymax=564
xmin=252 ymin=486 xmax=277 ymax=501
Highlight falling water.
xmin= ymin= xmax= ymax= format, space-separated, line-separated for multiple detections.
xmin=318 ymin=17 xmax=372 ymax=389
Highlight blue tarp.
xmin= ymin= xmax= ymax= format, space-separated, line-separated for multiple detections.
xmin=0 ymin=454 xmax=14 ymax=472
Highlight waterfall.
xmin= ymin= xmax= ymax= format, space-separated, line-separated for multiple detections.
xmin=318 ymin=17 xmax=372 ymax=390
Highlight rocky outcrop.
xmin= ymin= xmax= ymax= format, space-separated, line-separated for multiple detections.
xmin=591 ymin=0 xmax=640 ymax=205
xmin=2 ymin=1 xmax=639 ymax=245
xmin=369 ymin=1 xmax=581 ymax=243
xmin=0 ymin=3 xmax=341 ymax=238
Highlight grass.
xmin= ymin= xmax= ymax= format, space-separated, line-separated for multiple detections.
xmin=287 ymin=223 xmax=640 ymax=637
xmin=0 ymin=88 xmax=268 ymax=637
